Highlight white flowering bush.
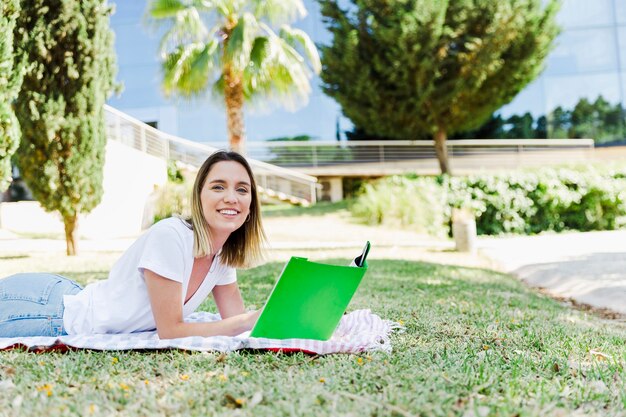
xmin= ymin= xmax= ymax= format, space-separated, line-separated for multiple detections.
xmin=351 ymin=167 xmax=626 ymax=236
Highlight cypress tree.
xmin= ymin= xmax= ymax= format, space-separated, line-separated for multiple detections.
xmin=0 ymin=0 xmax=24 ymax=191
xmin=319 ymin=0 xmax=560 ymax=174
xmin=14 ymin=0 xmax=117 ymax=255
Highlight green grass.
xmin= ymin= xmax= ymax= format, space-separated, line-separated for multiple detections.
xmin=1 ymin=253 xmax=625 ymax=416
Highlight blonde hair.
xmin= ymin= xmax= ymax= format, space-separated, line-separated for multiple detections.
xmin=187 ymin=151 xmax=265 ymax=268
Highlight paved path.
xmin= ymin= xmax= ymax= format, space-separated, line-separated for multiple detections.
xmin=479 ymin=230 xmax=626 ymax=316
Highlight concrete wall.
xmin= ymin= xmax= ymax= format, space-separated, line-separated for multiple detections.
xmin=0 ymin=140 xmax=167 ymax=238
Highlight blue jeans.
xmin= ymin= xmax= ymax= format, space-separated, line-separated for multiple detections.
xmin=0 ymin=273 xmax=83 ymax=337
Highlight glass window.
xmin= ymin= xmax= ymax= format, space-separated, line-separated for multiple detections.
xmin=296 ymin=0 xmax=328 ymax=43
xmin=108 ymin=85 xmax=165 ymax=109
xmin=543 ymin=72 xmax=621 ymax=112
xmin=616 ymin=0 xmax=626 ymax=24
xmin=619 ymin=27 xmax=626 ymax=69
xmin=500 ymin=78 xmax=546 ymax=118
xmin=112 ymin=24 xmax=161 ymax=67
xmin=545 ymin=28 xmax=618 ymax=75
xmin=110 ymin=2 xmax=148 ymax=25
xmin=177 ymin=103 xmax=228 ymax=143
xmin=556 ymin=0 xmax=613 ymax=28
xmin=247 ymin=95 xmax=341 ymax=141
xmin=107 ymin=65 xmax=166 ymax=108
xmin=621 ymin=72 xmax=626 ymax=108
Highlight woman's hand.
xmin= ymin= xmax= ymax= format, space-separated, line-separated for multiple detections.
xmin=241 ymin=309 xmax=261 ymax=331
xmin=144 ymin=269 xmax=257 ymax=339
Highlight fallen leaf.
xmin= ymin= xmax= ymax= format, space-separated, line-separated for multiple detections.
xmin=223 ymin=393 xmax=244 ymax=409
xmin=589 ymin=349 xmax=611 ymax=361
xmin=1 ymin=366 xmax=16 ymax=376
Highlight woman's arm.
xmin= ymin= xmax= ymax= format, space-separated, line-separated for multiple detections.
xmin=144 ymin=269 xmax=259 ymax=339
xmin=212 ymin=282 xmax=245 ymax=319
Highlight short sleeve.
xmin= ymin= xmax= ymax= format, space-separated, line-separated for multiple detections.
xmin=137 ymin=221 xmax=186 ymax=283
xmin=215 ymin=263 xmax=237 ymax=286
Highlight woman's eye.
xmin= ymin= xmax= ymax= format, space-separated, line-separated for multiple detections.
xmin=211 ymin=185 xmax=224 ymax=190
xmin=237 ymin=188 xmax=249 ymax=194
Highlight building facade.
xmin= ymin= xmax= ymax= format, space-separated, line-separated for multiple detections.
xmin=107 ymin=0 xmax=626 ymax=143
xmin=502 ymin=0 xmax=626 ymax=118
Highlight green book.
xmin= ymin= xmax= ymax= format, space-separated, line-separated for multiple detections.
xmin=250 ymin=242 xmax=370 ymax=340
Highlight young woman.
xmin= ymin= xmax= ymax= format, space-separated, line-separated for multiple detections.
xmin=0 ymin=151 xmax=265 ymax=339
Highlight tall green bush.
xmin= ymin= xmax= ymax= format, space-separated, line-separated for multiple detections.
xmin=0 ymin=0 xmax=24 ymax=191
xmin=14 ymin=0 xmax=117 ymax=255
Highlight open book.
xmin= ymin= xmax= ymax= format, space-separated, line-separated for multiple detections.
xmin=250 ymin=242 xmax=370 ymax=340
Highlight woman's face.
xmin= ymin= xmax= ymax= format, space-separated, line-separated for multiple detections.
xmin=200 ymin=160 xmax=253 ymax=238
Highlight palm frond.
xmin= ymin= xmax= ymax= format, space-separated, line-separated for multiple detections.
xmin=249 ymin=36 xmax=270 ymax=68
xmin=242 ymin=36 xmax=271 ymax=96
xmin=151 ymin=0 xmax=318 ymax=113
xmin=252 ymin=0 xmax=306 ymax=26
xmin=158 ymin=8 xmax=210 ymax=56
xmin=278 ymin=25 xmax=321 ymax=74
xmin=214 ymin=0 xmax=243 ymax=17
xmin=149 ymin=0 xmax=187 ymax=19
xmin=242 ymin=29 xmax=314 ymax=110
xmin=224 ymin=12 xmax=259 ymax=72
xmin=162 ymin=41 xmax=219 ymax=96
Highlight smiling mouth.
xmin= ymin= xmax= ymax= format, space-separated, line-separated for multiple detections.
xmin=218 ymin=209 xmax=240 ymax=215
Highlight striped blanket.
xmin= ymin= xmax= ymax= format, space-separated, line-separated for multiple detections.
xmin=0 ymin=309 xmax=400 ymax=354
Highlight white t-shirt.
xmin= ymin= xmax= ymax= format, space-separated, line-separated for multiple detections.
xmin=62 ymin=217 xmax=237 ymax=334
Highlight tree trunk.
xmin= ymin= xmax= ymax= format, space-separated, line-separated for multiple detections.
xmin=223 ymin=65 xmax=245 ymax=154
xmin=63 ymin=214 xmax=78 ymax=256
xmin=434 ymin=126 xmax=451 ymax=175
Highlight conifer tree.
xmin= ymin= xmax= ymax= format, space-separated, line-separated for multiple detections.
xmin=319 ymin=0 xmax=560 ymax=174
xmin=14 ymin=0 xmax=117 ymax=255
xmin=0 ymin=0 xmax=24 ymax=191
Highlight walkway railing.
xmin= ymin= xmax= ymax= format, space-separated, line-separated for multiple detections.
xmin=239 ymin=139 xmax=595 ymax=168
xmin=103 ymin=105 xmax=318 ymax=205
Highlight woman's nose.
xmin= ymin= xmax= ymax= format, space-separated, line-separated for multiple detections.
xmin=223 ymin=188 xmax=237 ymax=203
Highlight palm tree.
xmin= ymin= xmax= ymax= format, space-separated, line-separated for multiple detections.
xmin=149 ymin=0 xmax=321 ymax=153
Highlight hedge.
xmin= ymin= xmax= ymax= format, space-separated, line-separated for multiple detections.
xmin=351 ymin=167 xmax=626 ymax=236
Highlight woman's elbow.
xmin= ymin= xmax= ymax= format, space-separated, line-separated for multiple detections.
xmin=155 ymin=323 xmax=183 ymax=339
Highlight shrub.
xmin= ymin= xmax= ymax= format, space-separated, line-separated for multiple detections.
xmin=167 ymin=160 xmax=185 ymax=183
xmin=350 ymin=176 xmax=449 ymax=237
xmin=351 ymin=167 xmax=626 ymax=236
xmin=153 ymin=181 xmax=192 ymax=223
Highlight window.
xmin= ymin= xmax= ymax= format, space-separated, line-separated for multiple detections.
xmin=544 ymin=73 xmax=621 ymax=112
xmin=619 ymin=27 xmax=626 ymax=69
xmin=616 ymin=0 xmax=626 ymax=24
xmin=500 ymin=79 xmax=546 ymax=118
xmin=556 ymin=0 xmax=613 ymax=28
xmin=546 ymin=28 xmax=618 ymax=75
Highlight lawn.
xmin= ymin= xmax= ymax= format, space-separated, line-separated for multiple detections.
xmin=1 ymin=252 xmax=625 ymax=416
